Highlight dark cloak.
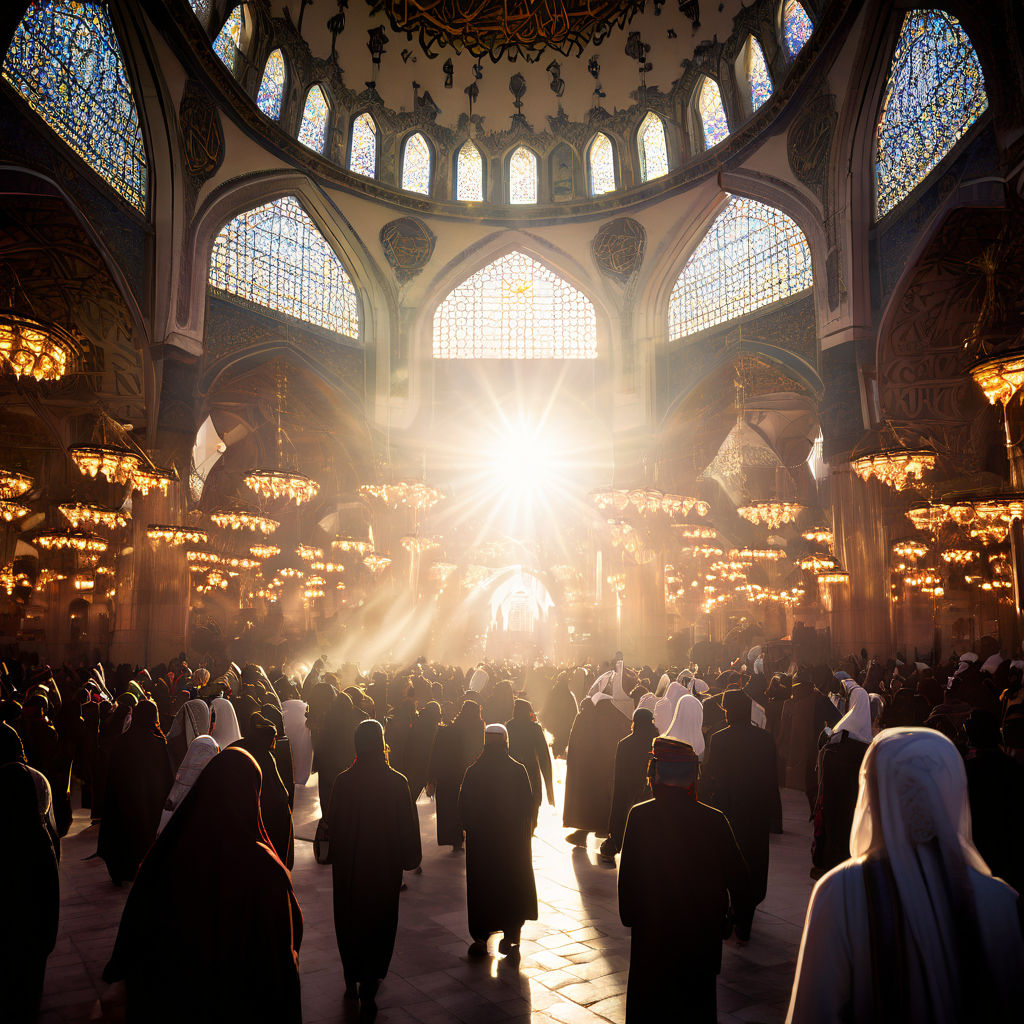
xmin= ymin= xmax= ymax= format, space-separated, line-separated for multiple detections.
xmin=505 ymin=700 xmax=554 ymax=830
xmin=812 ymin=731 xmax=869 ymax=873
xmin=404 ymin=701 xmax=441 ymax=802
xmin=458 ymin=744 xmax=538 ymax=940
xmin=104 ymin=749 xmax=302 ymax=1024
xmin=232 ymin=714 xmax=294 ymax=868
xmin=541 ymin=676 xmax=579 ymax=758
xmin=562 ymin=698 xmax=631 ymax=831
xmin=427 ymin=703 xmax=484 ymax=846
xmin=606 ymin=711 xmax=659 ymax=851
xmin=313 ymin=691 xmax=362 ymax=815
xmin=261 ymin=703 xmax=295 ymax=806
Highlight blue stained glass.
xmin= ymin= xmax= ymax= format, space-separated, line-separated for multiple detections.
xmin=349 ymin=113 xmax=377 ymax=178
xmin=456 ymin=140 xmax=484 ymax=201
xmin=588 ymin=133 xmax=616 ymax=196
xmin=875 ymin=10 xmax=988 ymax=219
xmin=638 ymin=111 xmax=669 ymax=182
xmin=401 ymin=132 xmax=431 ymax=194
xmin=783 ymin=0 xmax=813 ymax=58
xmin=189 ymin=0 xmax=212 ymax=29
xmin=698 ymin=78 xmax=730 ymax=148
xmin=509 ymin=146 xmax=538 ymax=204
xmin=2 ymin=1 xmax=148 ymax=211
xmin=209 ymin=195 xmax=359 ymax=338
xmin=668 ymin=195 xmax=813 ymax=339
xmin=256 ymin=48 xmax=285 ymax=120
xmin=298 ymin=85 xmax=329 ymax=153
xmin=213 ymin=5 xmax=244 ymax=74
xmin=747 ymin=36 xmax=772 ymax=111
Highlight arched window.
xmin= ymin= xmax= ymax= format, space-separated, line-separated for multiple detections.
xmin=508 ymin=146 xmax=538 ymax=205
xmin=433 ymin=251 xmax=597 ymax=359
xmin=697 ymin=77 xmax=730 ymax=149
xmin=256 ymin=49 xmax=286 ymax=120
xmin=189 ymin=1 xmax=212 ymax=29
xmin=637 ymin=112 xmax=669 ymax=182
xmin=2 ymin=1 xmax=148 ymax=212
xmin=668 ymin=195 xmax=813 ymax=340
xmin=782 ymin=1 xmax=814 ymax=58
xmin=744 ymin=37 xmax=773 ymax=112
xmin=875 ymin=10 xmax=988 ymax=220
xmin=401 ymin=132 xmax=432 ymax=194
xmin=456 ymin=140 xmax=484 ymax=201
xmin=587 ymin=133 xmax=616 ymax=196
xmin=209 ymin=195 xmax=359 ymax=339
xmin=213 ymin=5 xmax=246 ymax=75
xmin=349 ymin=113 xmax=377 ymax=178
xmin=297 ymin=85 xmax=329 ymax=153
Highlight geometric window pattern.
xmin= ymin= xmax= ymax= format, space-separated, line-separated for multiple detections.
xmin=698 ymin=77 xmax=730 ymax=148
xmin=401 ymin=132 xmax=431 ymax=194
xmin=637 ymin=111 xmax=669 ymax=182
xmin=783 ymin=0 xmax=814 ymax=59
xmin=875 ymin=10 xmax=988 ymax=220
xmin=746 ymin=37 xmax=773 ymax=111
xmin=213 ymin=5 xmax=245 ymax=75
xmin=256 ymin=48 xmax=285 ymax=120
xmin=509 ymin=146 xmax=538 ymax=204
xmin=2 ymin=1 xmax=149 ymax=212
xmin=588 ymin=133 xmax=616 ymax=196
xmin=433 ymin=251 xmax=597 ymax=359
xmin=668 ymin=195 xmax=813 ymax=339
xmin=456 ymin=140 xmax=484 ymax=201
xmin=349 ymin=112 xmax=377 ymax=178
xmin=209 ymin=195 xmax=359 ymax=339
xmin=297 ymin=85 xmax=329 ymax=153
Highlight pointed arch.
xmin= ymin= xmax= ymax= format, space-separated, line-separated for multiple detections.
xmin=401 ymin=132 xmax=432 ymax=195
xmin=297 ymin=85 xmax=330 ymax=154
xmin=874 ymin=10 xmax=988 ymax=220
xmin=697 ymin=77 xmax=730 ymax=149
xmin=348 ymin=112 xmax=377 ymax=179
xmin=2 ymin=1 xmax=148 ymax=212
xmin=743 ymin=36 xmax=773 ymax=113
xmin=667 ymin=195 xmax=813 ymax=341
xmin=433 ymin=251 xmax=596 ymax=359
xmin=455 ymin=140 xmax=484 ymax=201
xmin=586 ymin=132 xmax=616 ymax=197
xmin=256 ymin=48 xmax=286 ymax=120
xmin=637 ymin=112 xmax=669 ymax=182
xmin=782 ymin=0 xmax=814 ymax=59
xmin=212 ymin=5 xmax=249 ymax=75
xmin=208 ymin=195 xmax=359 ymax=340
xmin=508 ymin=146 xmax=538 ymax=205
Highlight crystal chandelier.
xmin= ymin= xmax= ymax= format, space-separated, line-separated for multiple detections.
xmin=132 ymin=464 xmax=177 ymax=497
xmin=359 ymin=481 xmax=444 ymax=512
xmin=362 ymin=551 xmax=392 ymax=573
xmin=941 ymin=548 xmax=978 ymax=565
xmin=250 ymin=543 xmax=280 ymax=559
xmin=279 ymin=566 xmax=305 ymax=579
xmin=0 ymin=500 xmax=29 ymax=522
xmin=310 ymin=559 xmax=346 ymax=575
xmin=905 ymin=504 xmax=951 ymax=534
xmin=970 ymin=354 xmax=1024 ymax=405
xmin=730 ymin=547 xmax=786 ymax=563
xmin=59 ymin=503 xmax=130 ymax=530
xmin=851 ymin=450 xmax=935 ymax=490
xmin=0 ymin=470 xmax=33 ymax=500
xmin=332 ymin=535 xmax=371 ymax=554
xmin=0 ymin=313 xmax=75 ymax=381
xmin=36 ymin=530 xmax=107 ymax=552
xmin=401 ymin=535 xmax=441 ymax=554
xmin=70 ymin=445 xmax=142 ymax=486
xmin=797 ymin=553 xmax=838 ymax=573
xmin=245 ymin=469 xmax=319 ymax=506
xmin=304 ymin=576 xmax=326 ymax=599
xmin=210 ymin=510 xmax=279 ymax=535
xmin=296 ymin=544 xmax=324 ymax=562
xmin=801 ymin=526 xmax=833 ymax=546
xmin=892 ymin=538 xmax=928 ymax=560
xmin=146 ymin=525 xmax=208 ymax=546
xmin=736 ymin=500 xmax=804 ymax=529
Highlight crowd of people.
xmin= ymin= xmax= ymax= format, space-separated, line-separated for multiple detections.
xmin=1 ymin=640 xmax=1023 ymax=1022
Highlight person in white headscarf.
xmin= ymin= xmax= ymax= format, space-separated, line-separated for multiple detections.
xmin=210 ymin=698 xmax=241 ymax=748
xmin=636 ymin=693 xmax=658 ymax=715
xmin=654 ymin=681 xmax=685 ymax=734
xmin=468 ymin=668 xmax=488 ymax=694
xmin=788 ymin=728 xmax=1024 ymax=1023
xmin=166 ymin=699 xmax=212 ymax=770
xmin=587 ymin=662 xmax=633 ymax=721
xmin=656 ymin=673 xmax=671 ymax=697
xmin=158 ymin=736 xmax=219 ymax=834
xmin=663 ymin=694 xmax=705 ymax=759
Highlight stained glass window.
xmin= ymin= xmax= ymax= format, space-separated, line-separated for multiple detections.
xmin=456 ymin=140 xmax=484 ymax=201
xmin=668 ymin=195 xmax=813 ymax=339
xmin=256 ymin=49 xmax=285 ymax=120
xmin=401 ymin=132 xmax=431 ymax=194
xmin=189 ymin=0 xmax=212 ymax=29
xmin=746 ymin=37 xmax=773 ymax=111
xmin=212 ymin=5 xmax=245 ymax=74
xmin=509 ymin=146 xmax=538 ymax=205
xmin=209 ymin=195 xmax=359 ymax=339
xmin=297 ymin=85 xmax=329 ymax=153
xmin=698 ymin=78 xmax=730 ymax=148
xmin=587 ymin=133 xmax=616 ymax=196
xmin=433 ymin=251 xmax=596 ymax=359
xmin=875 ymin=10 xmax=988 ymax=220
xmin=637 ymin=112 xmax=669 ymax=182
xmin=783 ymin=1 xmax=814 ymax=58
xmin=349 ymin=113 xmax=377 ymax=178
xmin=2 ymin=1 xmax=148 ymax=212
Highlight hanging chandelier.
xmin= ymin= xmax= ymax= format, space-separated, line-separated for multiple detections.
xmin=332 ymin=535 xmax=371 ymax=554
xmin=0 ymin=500 xmax=29 ymax=522
xmin=678 ymin=543 xmax=723 ymax=559
xmin=892 ymin=538 xmax=928 ymax=560
xmin=970 ymin=354 xmax=1024 ymax=405
xmin=73 ymin=576 xmax=95 ymax=592
xmin=210 ymin=510 xmax=279 ymax=535
xmin=0 ymin=470 xmax=33 ymax=500
xmin=817 ymin=570 xmax=850 ymax=584
xmin=279 ymin=566 xmax=305 ymax=579
xmin=359 ymin=481 xmax=444 ymax=512
xmin=401 ymin=535 xmax=441 ymax=554
xmin=245 ymin=469 xmax=319 ymax=506
xmin=362 ymin=551 xmax=392 ymax=574
xmin=59 ymin=503 xmax=129 ymax=530
xmin=70 ymin=445 xmax=142 ymax=486
xmin=851 ymin=449 xmax=935 ymax=490
xmin=673 ymin=525 xmax=717 ymax=540
xmin=0 ymin=565 xmax=30 ymax=594
xmin=0 ymin=313 xmax=76 ymax=382
xmin=730 ymin=547 xmax=787 ymax=563
xmin=736 ymin=500 xmax=804 ymax=529
xmin=310 ymin=559 xmax=346 ymax=575
xmin=296 ymin=544 xmax=324 ymax=562
xmin=304 ymin=575 xmax=326 ymax=599
xmin=941 ymin=548 xmax=979 ymax=565
xmin=797 ymin=553 xmax=838 ymax=573
xmin=132 ymin=464 xmax=177 ymax=498
xmin=35 ymin=568 xmax=65 ymax=587
xmin=905 ymin=504 xmax=951 ymax=534
xmin=36 ymin=530 xmax=107 ymax=553
xmin=250 ymin=543 xmax=281 ymax=559
xmin=801 ymin=526 xmax=833 ymax=546
xmin=146 ymin=525 xmax=208 ymax=546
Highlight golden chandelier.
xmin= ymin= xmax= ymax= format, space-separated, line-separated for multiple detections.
xmin=147 ymin=525 xmax=208 ymax=546
xmin=801 ymin=526 xmax=833 ymax=546
xmin=296 ymin=544 xmax=324 ymax=562
xmin=59 ymin=503 xmax=129 ymax=530
xmin=362 ymin=551 xmax=392 ymax=574
xmin=0 ymin=565 xmax=30 ymax=595
xmin=310 ymin=559 xmax=346 ymax=575
xmin=941 ymin=548 xmax=979 ymax=565
xmin=0 ymin=500 xmax=29 ymax=522
xmin=359 ymin=481 xmax=444 ymax=512
xmin=0 ymin=313 xmax=75 ymax=382
xmin=851 ymin=450 xmax=935 ymax=490
xmin=729 ymin=547 xmax=787 ymax=563
xmin=892 ymin=538 xmax=928 ymax=560
xmin=736 ymin=501 xmax=804 ymax=529
xmin=36 ymin=530 xmax=107 ymax=553
xmin=210 ymin=510 xmax=279 ymax=535
xmin=591 ymin=488 xmax=710 ymax=518
xmin=401 ymin=535 xmax=441 ymax=554
xmin=332 ymin=535 xmax=371 ymax=554
xmin=970 ymin=354 xmax=1024 ymax=406
xmin=0 ymin=470 xmax=33 ymax=500
xmin=244 ymin=469 xmax=319 ymax=506
xmin=70 ymin=445 xmax=142 ymax=486
xmin=817 ymin=571 xmax=850 ymax=584
xmin=250 ymin=543 xmax=281 ymax=559
xmin=797 ymin=553 xmax=838 ymax=573
xmin=132 ymin=465 xmax=177 ymax=497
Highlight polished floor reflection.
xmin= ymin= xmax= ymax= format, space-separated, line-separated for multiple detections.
xmin=42 ymin=757 xmax=812 ymax=1023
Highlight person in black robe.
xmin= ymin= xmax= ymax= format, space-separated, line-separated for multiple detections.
xmin=97 ymin=700 xmax=174 ymax=884
xmin=600 ymin=707 xmax=658 ymax=860
xmin=458 ymin=724 xmax=538 ymax=957
xmin=327 ymin=720 xmax=421 ymax=1013
xmin=427 ymin=699 xmax=484 ymax=850
xmin=385 ymin=698 xmax=416 ymax=778
xmin=314 ymin=690 xmax=363 ymax=818
xmin=260 ymin=702 xmax=295 ymax=806
xmin=404 ymin=700 xmax=441 ymax=802
xmin=505 ymin=699 xmax=554 ymax=832
xmin=702 ymin=689 xmax=781 ymax=934
xmin=14 ymin=693 xmax=62 ymax=825
xmin=104 ymin=748 xmax=303 ymax=1024
xmin=0 ymin=761 xmax=59 ymax=1024
xmin=618 ymin=737 xmax=752 ymax=1024
xmin=541 ymin=672 xmax=578 ymax=758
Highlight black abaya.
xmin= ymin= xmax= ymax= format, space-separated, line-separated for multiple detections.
xmin=605 ymin=715 xmax=659 ymax=851
xmin=505 ymin=701 xmax=554 ymax=830
xmin=562 ymin=699 xmax=631 ymax=832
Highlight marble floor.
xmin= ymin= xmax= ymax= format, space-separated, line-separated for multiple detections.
xmin=41 ymin=756 xmax=813 ymax=1023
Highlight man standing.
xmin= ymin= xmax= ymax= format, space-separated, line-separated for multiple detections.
xmin=327 ymin=719 xmax=421 ymax=1016
xmin=458 ymin=723 xmax=537 ymax=958
xmin=618 ymin=737 xmax=752 ymax=1023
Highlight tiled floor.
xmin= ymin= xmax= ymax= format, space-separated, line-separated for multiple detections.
xmin=41 ymin=757 xmax=813 ymax=1023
